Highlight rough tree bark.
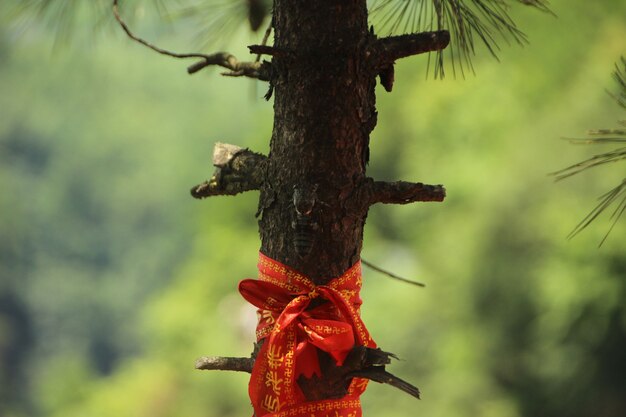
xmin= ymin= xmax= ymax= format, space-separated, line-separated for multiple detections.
xmin=192 ymin=0 xmax=448 ymax=405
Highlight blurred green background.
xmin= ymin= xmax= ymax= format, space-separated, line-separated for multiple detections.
xmin=0 ymin=1 xmax=624 ymax=417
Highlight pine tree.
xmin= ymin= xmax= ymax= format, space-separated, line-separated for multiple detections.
xmin=8 ymin=0 xmax=552 ymax=414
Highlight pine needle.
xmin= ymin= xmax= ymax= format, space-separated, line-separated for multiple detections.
xmin=552 ymin=56 xmax=626 ymax=245
xmin=552 ymin=145 xmax=626 ymax=181
xmin=7 ymin=0 xmax=172 ymax=46
xmin=171 ymin=0 xmax=270 ymax=51
xmin=368 ymin=0 xmax=552 ymax=78
xmin=608 ymin=56 xmax=626 ymax=109
xmin=566 ymin=180 xmax=626 ymax=246
xmin=172 ymin=0 xmax=244 ymax=51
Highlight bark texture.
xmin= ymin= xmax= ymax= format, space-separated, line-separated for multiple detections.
xmin=259 ymin=0 xmax=375 ymax=281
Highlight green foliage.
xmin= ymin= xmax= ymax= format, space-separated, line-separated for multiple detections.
xmin=0 ymin=1 xmax=625 ymax=417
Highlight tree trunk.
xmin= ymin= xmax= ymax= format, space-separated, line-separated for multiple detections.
xmin=259 ymin=0 xmax=374 ymax=282
xmin=192 ymin=0 xmax=448 ymax=406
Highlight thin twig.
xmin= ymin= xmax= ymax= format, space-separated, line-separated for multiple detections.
xmin=112 ymin=0 xmax=268 ymax=79
xmin=255 ymin=19 xmax=273 ymax=62
xmin=362 ymin=259 xmax=425 ymax=287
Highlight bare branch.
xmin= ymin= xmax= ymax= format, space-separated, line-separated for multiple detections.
xmin=187 ymin=55 xmax=271 ymax=80
xmin=361 ymin=259 xmax=425 ymax=287
xmin=195 ymin=356 xmax=254 ymax=373
xmin=255 ymin=20 xmax=274 ymax=62
xmin=248 ymin=44 xmax=292 ymax=58
xmin=368 ymin=31 xmax=450 ymax=69
xmin=364 ymin=179 xmax=446 ymax=206
xmin=190 ymin=142 xmax=268 ymax=199
xmin=112 ymin=0 xmax=270 ymax=80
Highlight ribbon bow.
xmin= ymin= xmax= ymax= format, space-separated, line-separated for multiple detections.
xmin=238 ymin=253 xmax=376 ymax=417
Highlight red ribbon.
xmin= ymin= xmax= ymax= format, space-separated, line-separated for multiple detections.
xmin=238 ymin=253 xmax=376 ymax=417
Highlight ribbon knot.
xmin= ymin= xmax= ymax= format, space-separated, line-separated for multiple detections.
xmin=238 ymin=253 xmax=376 ymax=417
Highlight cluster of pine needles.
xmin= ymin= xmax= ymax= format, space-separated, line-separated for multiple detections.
xmin=368 ymin=0 xmax=552 ymax=78
xmin=552 ymin=57 xmax=626 ymax=246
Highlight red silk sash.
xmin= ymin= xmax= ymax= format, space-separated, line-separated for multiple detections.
xmin=238 ymin=253 xmax=376 ymax=417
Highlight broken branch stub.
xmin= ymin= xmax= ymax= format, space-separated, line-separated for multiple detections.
xmin=195 ymin=356 xmax=254 ymax=373
xmin=367 ymin=30 xmax=450 ymax=92
xmin=190 ymin=142 xmax=267 ymax=198
xmin=213 ymin=142 xmax=243 ymax=167
xmin=367 ymin=179 xmax=446 ymax=205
